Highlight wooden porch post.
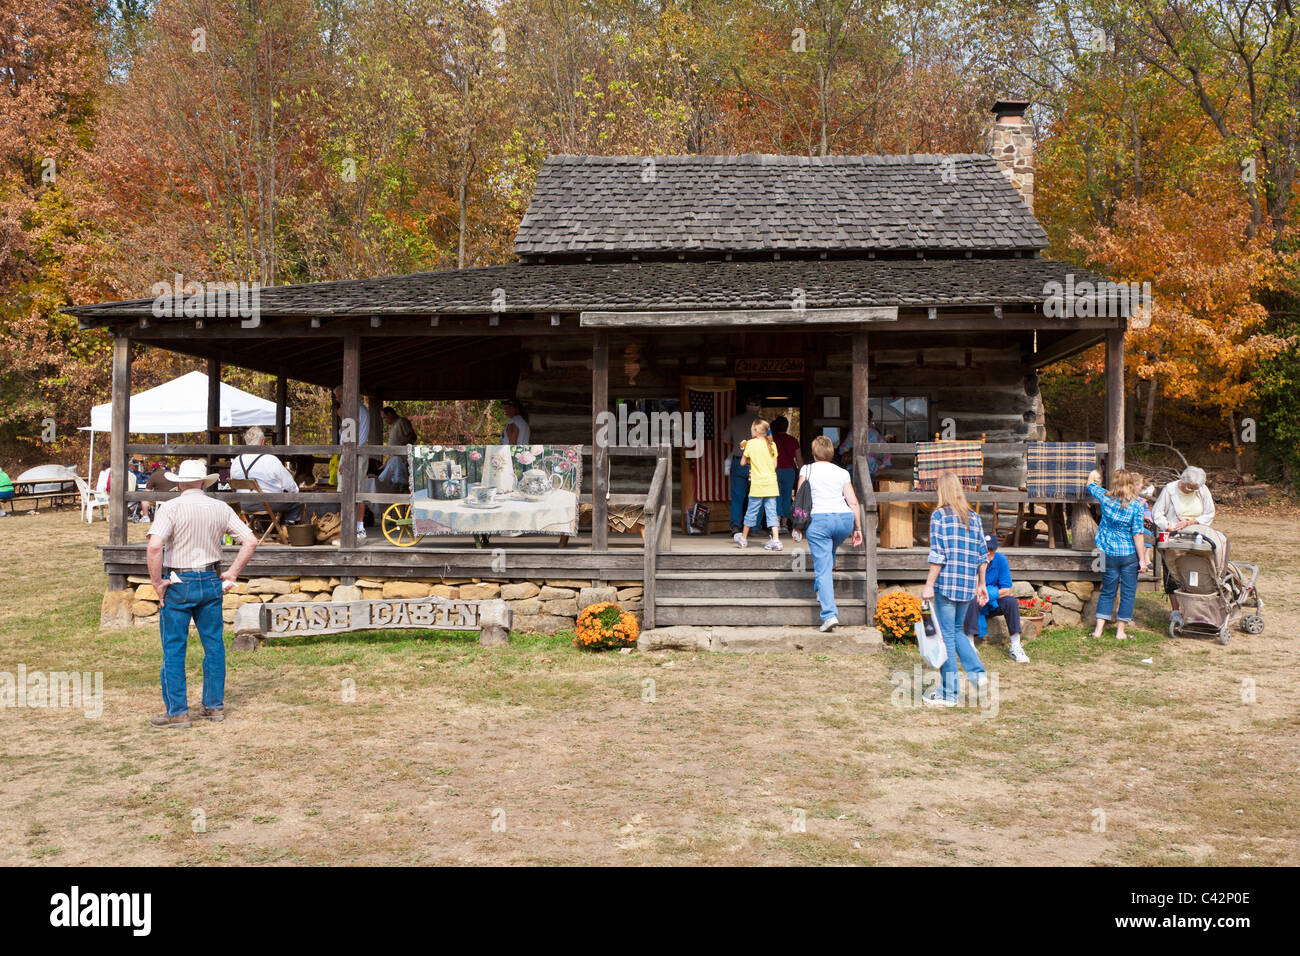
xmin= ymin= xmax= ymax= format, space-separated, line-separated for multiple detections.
xmin=366 ymin=394 xmax=383 ymax=449
xmin=339 ymin=331 xmax=360 ymax=549
xmin=274 ymin=371 xmax=287 ymax=443
xmin=592 ymin=330 xmax=609 ymax=551
xmin=1105 ymin=325 xmax=1125 ymax=472
xmin=108 ymin=336 xmax=131 ymax=588
xmin=206 ymin=357 xmax=220 ymax=450
xmin=851 ymin=331 xmax=878 ymax=621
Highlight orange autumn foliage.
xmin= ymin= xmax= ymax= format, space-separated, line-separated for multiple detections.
xmin=1071 ymin=194 xmax=1292 ymax=444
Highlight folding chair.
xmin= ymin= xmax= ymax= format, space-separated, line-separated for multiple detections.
xmin=984 ymin=484 xmax=1022 ymax=545
xmin=228 ymin=478 xmax=289 ymax=544
xmin=75 ymin=476 xmax=109 ymax=523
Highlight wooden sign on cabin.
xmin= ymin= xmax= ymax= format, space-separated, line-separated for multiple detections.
xmin=733 ymin=357 xmax=805 ymax=375
xmin=232 ymin=597 xmax=512 ymax=650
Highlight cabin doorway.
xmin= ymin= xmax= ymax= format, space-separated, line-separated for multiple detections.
xmin=735 ymin=379 xmax=805 ymax=444
xmin=679 ymin=375 xmax=808 ymax=536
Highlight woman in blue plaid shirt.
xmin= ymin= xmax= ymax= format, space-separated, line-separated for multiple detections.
xmin=1087 ymin=468 xmax=1150 ymax=640
xmin=921 ymin=472 xmax=990 ymax=706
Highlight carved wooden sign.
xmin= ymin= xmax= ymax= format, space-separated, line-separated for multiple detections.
xmin=260 ymin=599 xmax=481 ymax=636
xmin=734 ymin=357 xmax=805 ymax=375
xmin=234 ymin=597 xmax=511 ymax=650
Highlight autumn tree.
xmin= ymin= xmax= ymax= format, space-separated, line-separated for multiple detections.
xmin=0 ymin=0 xmax=114 ymax=458
xmin=91 ymin=0 xmax=334 ymax=291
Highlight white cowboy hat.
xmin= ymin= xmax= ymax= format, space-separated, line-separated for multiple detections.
xmin=164 ymin=459 xmax=219 ymax=487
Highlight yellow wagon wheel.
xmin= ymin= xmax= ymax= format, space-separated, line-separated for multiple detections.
xmin=381 ymin=503 xmax=421 ymax=547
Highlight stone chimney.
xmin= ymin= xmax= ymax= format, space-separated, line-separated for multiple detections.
xmin=987 ymin=99 xmax=1034 ymax=212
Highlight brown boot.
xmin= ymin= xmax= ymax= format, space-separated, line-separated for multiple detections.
xmin=149 ymin=712 xmax=191 ymax=730
xmin=196 ymin=706 xmax=224 ymax=722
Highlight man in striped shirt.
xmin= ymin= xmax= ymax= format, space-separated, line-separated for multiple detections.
xmin=146 ymin=460 xmax=259 ymax=729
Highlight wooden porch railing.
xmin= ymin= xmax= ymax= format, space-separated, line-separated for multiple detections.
xmin=640 ymin=446 xmax=673 ymax=629
xmin=863 ymin=441 xmax=1109 ymax=505
xmin=122 ymin=441 xmax=672 ymax=542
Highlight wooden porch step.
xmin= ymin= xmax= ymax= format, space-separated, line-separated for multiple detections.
xmin=658 ymin=553 xmax=867 ymax=572
xmin=655 ymin=570 xmax=865 ymax=600
xmin=654 ymin=596 xmax=868 ymax=627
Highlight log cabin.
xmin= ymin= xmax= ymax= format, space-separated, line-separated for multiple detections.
xmin=67 ymin=100 xmax=1134 ymax=633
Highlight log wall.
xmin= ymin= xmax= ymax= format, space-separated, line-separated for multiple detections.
xmin=515 ymin=330 xmax=1044 ymax=506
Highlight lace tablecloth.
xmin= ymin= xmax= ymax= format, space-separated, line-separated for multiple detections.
xmin=412 ymin=489 xmax=578 ymax=535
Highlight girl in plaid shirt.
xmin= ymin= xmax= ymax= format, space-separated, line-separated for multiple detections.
xmin=921 ymin=472 xmax=990 ymax=706
xmin=1087 ymin=469 xmax=1149 ymax=639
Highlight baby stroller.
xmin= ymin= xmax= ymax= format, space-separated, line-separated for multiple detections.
xmin=1158 ymin=527 xmax=1263 ymax=645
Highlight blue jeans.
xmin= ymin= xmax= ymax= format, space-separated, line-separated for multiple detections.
xmin=776 ymin=467 xmax=796 ymax=518
xmin=933 ymin=592 xmax=985 ymax=700
xmin=1096 ymin=551 xmax=1139 ymax=622
xmin=244 ymin=501 xmax=303 ymax=524
xmin=159 ymin=570 xmax=226 ymax=716
xmin=729 ymin=458 xmax=749 ymax=528
xmin=744 ymin=495 xmax=779 ymax=529
xmin=964 ymin=593 xmax=1023 ymax=638
xmin=807 ymin=512 xmax=855 ymax=621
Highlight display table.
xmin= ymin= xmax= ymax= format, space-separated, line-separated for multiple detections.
xmin=878 ymin=479 xmax=913 ymax=548
xmin=413 ymin=489 xmax=578 ymax=535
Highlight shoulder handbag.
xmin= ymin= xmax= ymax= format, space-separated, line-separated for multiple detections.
xmin=791 ymin=466 xmax=815 ymax=534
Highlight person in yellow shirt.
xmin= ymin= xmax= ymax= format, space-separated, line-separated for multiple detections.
xmin=736 ymin=418 xmax=783 ymax=550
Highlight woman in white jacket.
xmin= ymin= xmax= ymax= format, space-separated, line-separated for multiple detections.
xmin=1153 ymin=466 xmax=1215 ymax=532
xmin=1153 ymin=466 xmax=1216 ymax=622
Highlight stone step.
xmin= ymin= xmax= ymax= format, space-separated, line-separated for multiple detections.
xmin=638 ymin=624 xmax=883 ymax=654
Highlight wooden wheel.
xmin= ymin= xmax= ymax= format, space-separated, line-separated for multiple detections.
xmin=381 ymin=503 xmax=421 ymax=547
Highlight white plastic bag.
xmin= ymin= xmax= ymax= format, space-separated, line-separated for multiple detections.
xmin=915 ymin=600 xmax=948 ymax=668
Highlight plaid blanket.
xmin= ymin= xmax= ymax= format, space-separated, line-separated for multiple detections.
xmin=913 ymin=440 xmax=983 ymax=491
xmin=1026 ymin=442 xmax=1096 ymax=498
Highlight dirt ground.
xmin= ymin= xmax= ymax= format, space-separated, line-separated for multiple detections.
xmin=0 ymin=507 xmax=1296 ymax=866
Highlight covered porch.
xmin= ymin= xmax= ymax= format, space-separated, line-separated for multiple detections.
xmin=73 ymin=290 xmax=1130 ymax=629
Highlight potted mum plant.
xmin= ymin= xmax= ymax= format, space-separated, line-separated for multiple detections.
xmin=574 ymin=602 xmax=640 ymax=651
xmin=1017 ymin=595 xmax=1051 ymax=640
xmin=875 ymin=591 xmax=924 ymax=642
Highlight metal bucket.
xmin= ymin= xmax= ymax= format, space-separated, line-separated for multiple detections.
xmin=287 ymin=524 xmax=316 ymax=547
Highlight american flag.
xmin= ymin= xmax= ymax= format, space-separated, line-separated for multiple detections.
xmin=688 ymin=386 xmax=734 ymax=501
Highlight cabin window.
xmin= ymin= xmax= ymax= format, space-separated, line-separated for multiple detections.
xmin=869 ymin=396 xmax=931 ymax=444
xmin=611 ymin=397 xmax=683 ymax=447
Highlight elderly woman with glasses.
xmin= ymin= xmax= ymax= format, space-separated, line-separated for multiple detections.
xmin=1152 ymin=466 xmax=1216 ymax=620
xmin=1153 ymin=466 xmax=1216 ymax=534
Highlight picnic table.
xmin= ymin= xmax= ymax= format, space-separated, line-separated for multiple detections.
xmin=3 ymin=479 xmax=80 ymax=513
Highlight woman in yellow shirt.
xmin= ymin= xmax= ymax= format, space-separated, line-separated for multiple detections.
xmin=736 ymin=418 xmax=783 ymax=550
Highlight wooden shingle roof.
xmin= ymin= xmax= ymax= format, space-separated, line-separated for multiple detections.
xmin=68 ymin=257 xmax=1105 ymax=323
xmin=514 ymin=154 xmax=1047 ymax=257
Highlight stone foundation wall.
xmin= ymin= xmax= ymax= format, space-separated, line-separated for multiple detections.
xmin=101 ymin=575 xmax=645 ymax=634
xmin=880 ymin=579 xmax=1098 ymax=638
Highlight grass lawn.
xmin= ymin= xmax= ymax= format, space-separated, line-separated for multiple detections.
xmin=1 ymin=508 xmax=1296 ymax=865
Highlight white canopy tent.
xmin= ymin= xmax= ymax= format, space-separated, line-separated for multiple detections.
xmin=82 ymin=371 xmax=291 ymax=477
